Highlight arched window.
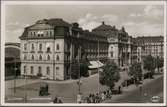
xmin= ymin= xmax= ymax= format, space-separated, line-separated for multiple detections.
xmin=47 ymin=47 xmax=51 ymax=53
xmin=46 ymin=67 xmax=50 ymax=75
xmin=47 ymin=55 xmax=50 ymax=60
xmin=24 ymin=55 xmax=27 ymax=60
xmin=39 ymin=44 xmax=42 ymax=51
xmin=39 ymin=55 xmax=42 ymax=60
xmin=31 ymin=55 xmax=34 ymax=60
xmin=56 ymin=44 xmax=59 ymax=50
xmin=56 ymin=55 xmax=59 ymax=61
xmin=31 ymin=44 xmax=34 ymax=51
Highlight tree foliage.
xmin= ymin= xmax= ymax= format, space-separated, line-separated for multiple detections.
xmin=129 ymin=62 xmax=142 ymax=81
xmin=100 ymin=61 xmax=120 ymax=90
xmin=143 ymin=55 xmax=156 ymax=78
xmin=80 ymin=62 xmax=89 ymax=77
xmin=156 ymin=57 xmax=164 ymax=71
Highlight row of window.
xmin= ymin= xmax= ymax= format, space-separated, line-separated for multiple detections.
xmin=29 ymin=31 xmax=53 ymax=37
xmin=23 ymin=54 xmax=60 ymax=61
xmin=24 ymin=66 xmax=59 ymax=75
xmin=24 ymin=43 xmax=60 ymax=52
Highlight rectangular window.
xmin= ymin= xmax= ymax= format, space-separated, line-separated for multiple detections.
xmin=110 ymin=52 xmax=113 ymax=58
xmin=46 ymin=67 xmax=50 ymax=75
xmin=30 ymin=66 xmax=34 ymax=74
xmin=24 ymin=66 xmax=26 ymax=74
xmin=24 ymin=44 xmax=27 ymax=51
xmin=39 ymin=44 xmax=42 ymax=51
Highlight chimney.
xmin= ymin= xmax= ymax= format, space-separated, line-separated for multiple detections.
xmin=102 ymin=21 xmax=105 ymax=25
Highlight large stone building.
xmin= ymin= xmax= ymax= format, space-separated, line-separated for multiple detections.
xmin=92 ymin=22 xmax=133 ymax=69
xmin=135 ymin=36 xmax=164 ymax=62
xmin=19 ymin=18 xmax=108 ymax=80
xmin=19 ymin=18 xmax=164 ymax=80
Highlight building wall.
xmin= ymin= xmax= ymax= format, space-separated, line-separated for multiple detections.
xmin=20 ymin=39 xmax=65 ymax=80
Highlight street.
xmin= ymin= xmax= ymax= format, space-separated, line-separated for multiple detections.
xmin=5 ymin=74 xmax=108 ymax=103
xmin=104 ymin=75 xmax=163 ymax=103
xmin=5 ymin=73 xmax=164 ymax=103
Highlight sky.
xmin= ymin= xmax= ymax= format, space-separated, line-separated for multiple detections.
xmin=4 ymin=4 xmax=164 ymax=43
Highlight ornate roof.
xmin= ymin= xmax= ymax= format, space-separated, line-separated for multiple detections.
xmin=92 ymin=21 xmax=116 ymax=31
xmin=47 ymin=18 xmax=71 ymax=27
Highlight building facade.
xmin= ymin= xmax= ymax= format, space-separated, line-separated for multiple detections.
xmin=136 ymin=36 xmax=164 ymax=62
xmin=19 ymin=18 xmax=164 ymax=80
xmin=20 ymin=19 xmax=108 ymax=80
xmin=92 ymin=22 xmax=132 ymax=69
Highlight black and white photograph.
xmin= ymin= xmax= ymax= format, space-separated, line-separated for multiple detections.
xmin=0 ymin=0 xmax=166 ymax=106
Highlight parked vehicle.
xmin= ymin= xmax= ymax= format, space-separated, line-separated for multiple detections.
xmin=150 ymin=96 xmax=161 ymax=103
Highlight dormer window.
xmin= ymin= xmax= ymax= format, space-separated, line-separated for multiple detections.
xmin=37 ymin=31 xmax=44 ymax=37
xmin=24 ymin=44 xmax=27 ymax=51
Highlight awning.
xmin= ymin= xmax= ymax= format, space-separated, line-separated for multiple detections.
xmin=97 ymin=60 xmax=104 ymax=67
xmin=88 ymin=60 xmax=104 ymax=69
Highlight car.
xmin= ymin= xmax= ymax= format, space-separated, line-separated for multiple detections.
xmin=150 ymin=96 xmax=161 ymax=103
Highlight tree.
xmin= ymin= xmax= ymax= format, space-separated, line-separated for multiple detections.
xmin=100 ymin=61 xmax=120 ymax=90
xmin=129 ymin=62 xmax=142 ymax=83
xmin=156 ymin=57 xmax=163 ymax=72
xmin=80 ymin=62 xmax=89 ymax=77
xmin=71 ymin=62 xmax=89 ymax=79
xmin=143 ymin=55 xmax=156 ymax=78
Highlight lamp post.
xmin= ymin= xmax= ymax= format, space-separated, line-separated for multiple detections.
xmin=98 ymin=40 xmax=100 ymax=94
xmin=24 ymin=66 xmax=27 ymax=103
xmin=13 ymin=57 xmax=17 ymax=95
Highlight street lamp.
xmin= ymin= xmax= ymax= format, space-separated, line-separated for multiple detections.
xmin=24 ymin=66 xmax=27 ymax=103
xmin=13 ymin=58 xmax=17 ymax=95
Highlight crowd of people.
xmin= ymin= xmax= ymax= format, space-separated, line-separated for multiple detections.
xmin=82 ymin=90 xmax=113 ymax=103
xmin=53 ymin=97 xmax=63 ymax=103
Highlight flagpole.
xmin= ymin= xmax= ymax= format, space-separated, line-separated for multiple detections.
xmin=98 ymin=40 xmax=100 ymax=94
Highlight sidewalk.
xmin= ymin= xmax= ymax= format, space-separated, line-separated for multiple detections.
xmin=103 ymin=74 xmax=163 ymax=103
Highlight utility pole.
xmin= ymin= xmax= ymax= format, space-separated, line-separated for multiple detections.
xmin=14 ymin=57 xmax=16 ymax=95
xmin=24 ymin=66 xmax=27 ymax=103
xmin=98 ymin=40 xmax=100 ymax=94
xmin=78 ymin=45 xmax=81 ymax=94
xmin=53 ymin=36 xmax=56 ymax=80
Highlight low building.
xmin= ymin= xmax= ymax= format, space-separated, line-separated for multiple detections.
xmin=5 ymin=43 xmax=21 ymax=79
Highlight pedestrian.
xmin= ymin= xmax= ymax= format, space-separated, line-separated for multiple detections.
xmin=53 ymin=97 xmax=58 ymax=103
xmin=118 ymin=86 xmax=121 ymax=94
xmin=58 ymin=98 xmax=63 ymax=103
xmin=101 ymin=92 xmax=105 ymax=101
